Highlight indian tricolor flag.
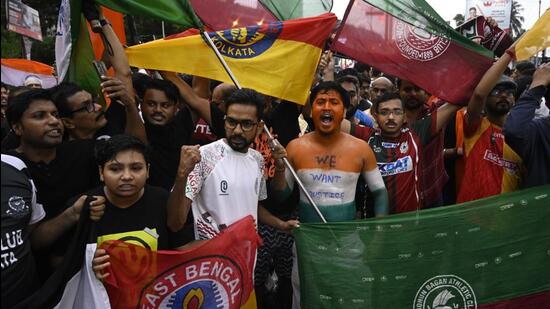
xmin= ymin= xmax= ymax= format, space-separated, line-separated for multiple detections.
xmin=332 ymin=0 xmax=494 ymax=105
xmin=125 ymin=13 xmax=337 ymax=105
xmin=1 ymin=59 xmax=58 ymax=88
xmin=294 ymin=185 xmax=550 ymax=308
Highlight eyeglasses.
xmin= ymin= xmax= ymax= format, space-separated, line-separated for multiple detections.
xmin=69 ymin=98 xmax=97 ymax=115
xmin=378 ymin=109 xmax=404 ymax=116
xmin=489 ymin=88 xmax=515 ymax=97
xmin=224 ymin=116 xmax=258 ymax=131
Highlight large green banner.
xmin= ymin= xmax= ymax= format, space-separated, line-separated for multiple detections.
xmin=295 ymin=186 xmax=550 ymax=308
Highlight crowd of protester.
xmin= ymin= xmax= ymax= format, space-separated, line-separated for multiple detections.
xmin=1 ymin=7 xmax=549 ymax=309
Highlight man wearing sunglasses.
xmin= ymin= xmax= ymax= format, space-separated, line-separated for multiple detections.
xmin=457 ymin=47 xmax=524 ymax=203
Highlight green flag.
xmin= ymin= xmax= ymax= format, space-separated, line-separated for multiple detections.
xmin=55 ymin=0 xmax=102 ymax=102
xmin=260 ymin=0 xmax=333 ymax=20
xmin=95 ymin=0 xmax=202 ymax=28
xmin=295 ymin=186 xmax=550 ymax=308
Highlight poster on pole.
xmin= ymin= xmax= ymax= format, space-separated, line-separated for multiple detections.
xmin=6 ymin=0 xmax=43 ymax=41
xmin=465 ymin=0 xmax=512 ymax=33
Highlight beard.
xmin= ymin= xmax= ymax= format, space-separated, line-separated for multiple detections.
xmin=227 ymin=134 xmax=253 ymax=152
xmin=487 ymin=100 xmax=511 ymax=116
xmin=403 ymin=98 xmax=423 ymax=109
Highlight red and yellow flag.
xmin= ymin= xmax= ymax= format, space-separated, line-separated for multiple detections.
xmin=126 ymin=13 xmax=337 ymax=105
xmin=102 ymin=216 xmax=260 ymax=309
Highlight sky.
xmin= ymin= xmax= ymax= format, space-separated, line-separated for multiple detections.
xmin=332 ymin=0 xmax=549 ymax=29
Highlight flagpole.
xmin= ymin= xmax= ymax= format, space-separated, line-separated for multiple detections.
xmin=200 ymin=30 xmax=328 ymax=224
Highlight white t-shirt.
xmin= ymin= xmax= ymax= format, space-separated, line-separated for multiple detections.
xmin=185 ymin=139 xmax=267 ymax=240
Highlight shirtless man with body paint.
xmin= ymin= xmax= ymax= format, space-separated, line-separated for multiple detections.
xmin=271 ymin=81 xmax=388 ymax=221
xmin=270 ymin=81 xmax=388 ymax=309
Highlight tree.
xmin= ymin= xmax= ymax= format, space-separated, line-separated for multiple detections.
xmin=453 ymin=14 xmax=465 ymax=27
xmin=510 ymin=0 xmax=524 ymax=39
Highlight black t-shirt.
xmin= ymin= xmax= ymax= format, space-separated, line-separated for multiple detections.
xmin=146 ymin=107 xmax=194 ymax=190
xmin=82 ymin=185 xmax=192 ymax=250
xmin=7 ymin=139 xmax=100 ymax=220
xmin=1 ymin=155 xmax=44 ymax=308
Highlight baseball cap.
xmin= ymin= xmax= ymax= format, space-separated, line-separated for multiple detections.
xmin=493 ymin=75 xmax=517 ymax=90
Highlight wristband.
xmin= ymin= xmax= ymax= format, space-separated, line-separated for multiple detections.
xmin=505 ymin=48 xmax=516 ymax=60
xmin=100 ymin=19 xmax=111 ymax=27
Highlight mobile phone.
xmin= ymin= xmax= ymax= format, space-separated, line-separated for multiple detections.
xmin=92 ymin=60 xmax=108 ymax=78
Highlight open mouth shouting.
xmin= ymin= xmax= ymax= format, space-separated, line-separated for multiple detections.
xmin=320 ymin=112 xmax=334 ymax=126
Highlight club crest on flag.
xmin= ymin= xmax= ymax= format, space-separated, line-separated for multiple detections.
xmin=209 ymin=22 xmax=283 ymax=59
xmin=413 ymin=275 xmax=477 ymax=309
xmin=138 ymin=256 xmax=244 ymax=309
xmin=395 ymin=20 xmax=450 ymax=62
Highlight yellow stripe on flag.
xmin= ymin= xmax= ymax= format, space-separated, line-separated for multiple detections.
xmin=515 ymin=9 xmax=550 ymax=61
xmin=126 ymin=32 xmax=322 ymax=105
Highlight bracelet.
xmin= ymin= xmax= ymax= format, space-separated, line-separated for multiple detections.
xmin=100 ymin=19 xmax=111 ymax=27
xmin=505 ymin=48 xmax=516 ymax=60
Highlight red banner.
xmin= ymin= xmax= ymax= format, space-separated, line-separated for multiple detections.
xmin=102 ymin=216 xmax=260 ymax=309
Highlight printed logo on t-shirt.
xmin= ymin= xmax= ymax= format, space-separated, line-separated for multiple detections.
xmin=400 ymin=141 xmax=409 ymax=154
xmin=378 ymin=156 xmax=413 ymax=177
xmin=483 ymin=149 xmax=520 ymax=175
xmin=382 ymin=142 xmax=399 ymax=149
xmin=220 ymin=180 xmax=229 ymax=196
xmin=6 ymin=196 xmax=29 ymax=218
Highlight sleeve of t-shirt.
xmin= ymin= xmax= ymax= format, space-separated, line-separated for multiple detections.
xmin=210 ymin=102 xmax=226 ymax=138
xmin=185 ymin=153 xmax=206 ymax=201
xmin=253 ymin=152 xmax=268 ymax=201
xmin=411 ymin=111 xmax=437 ymax=145
xmin=350 ymin=123 xmax=375 ymax=141
xmin=29 ymin=179 xmax=45 ymax=225
xmin=176 ymin=106 xmax=196 ymax=142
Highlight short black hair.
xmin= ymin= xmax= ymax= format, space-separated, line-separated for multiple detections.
xmin=225 ymin=88 xmax=264 ymax=119
xmin=1 ymin=82 xmax=7 ymax=89
xmin=50 ymin=82 xmax=85 ymax=117
xmin=142 ymin=79 xmax=180 ymax=105
xmin=336 ymin=76 xmax=359 ymax=93
xmin=336 ymin=68 xmax=359 ymax=79
xmin=132 ymin=72 xmax=152 ymax=99
xmin=372 ymin=91 xmax=402 ymax=114
xmin=310 ymin=81 xmax=351 ymax=109
xmin=6 ymin=88 xmax=52 ymax=127
xmin=95 ymin=134 xmax=150 ymax=168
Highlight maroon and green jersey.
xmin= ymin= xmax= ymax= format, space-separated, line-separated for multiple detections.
xmin=351 ymin=113 xmax=437 ymax=213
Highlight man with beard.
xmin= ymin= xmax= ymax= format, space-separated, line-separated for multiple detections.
xmin=337 ymin=76 xmax=374 ymax=126
xmin=504 ymin=62 xmax=550 ymax=187
xmin=349 ymin=92 xmax=459 ymax=213
xmin=167 ymin=88 xmax=298 ymax=238
xmin=398 ymin=79 xmax=433 ymax=122
xmin=270 ymin=82 xmax=388 ymax=309
xmin=457 ymin=49 xmax=524 ymax=203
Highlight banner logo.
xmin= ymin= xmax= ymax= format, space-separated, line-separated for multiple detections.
xmin=139 ymin=256 xmax=244 ymax=309
xmin=414 ymin=275 xmax=477 ymax=309
xmin=395 ymin=20 xmax=450 ymax=62
xmin=209 ymin=22 xmax=283 ymax=59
